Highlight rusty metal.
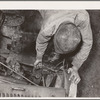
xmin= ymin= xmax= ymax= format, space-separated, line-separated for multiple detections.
xmin=0 ymin=61 xmax=39 ymax=86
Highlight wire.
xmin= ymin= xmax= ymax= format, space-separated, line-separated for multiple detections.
xmin=0 ymin=61 xmax=39 ymax=86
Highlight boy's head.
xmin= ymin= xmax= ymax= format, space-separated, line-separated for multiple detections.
xmin=54 ymin=22 xmax=81 ymax=54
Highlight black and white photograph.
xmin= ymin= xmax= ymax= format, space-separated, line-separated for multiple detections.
xmin=0 ymin=1 xmax=100 ymax=98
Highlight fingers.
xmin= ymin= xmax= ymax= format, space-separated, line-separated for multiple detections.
xmin=69 ymin=72 xmax=74 ymax=81
xmin=34 ymin=64 xmax=42 ymax=69
xmin=72 ymin=75 xmax=81 ymax=84
xmin=68 ymin=68 xmax=81 ymax=84
xmin=69 ymin=74 xmax=81 ymax=84
xmin=72 ymin=75 xmax=77 ymax=83
xmin=34 ymin=60 xmax=42 ymax=69
xmin=36 ymin=63 xmax=42 ymax=69
xmin=34 ymin=60 xmax=40 ymax=66
xmin=74 ymin=77 xmax=81 ymax=84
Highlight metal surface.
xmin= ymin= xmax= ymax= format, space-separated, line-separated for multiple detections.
xmin=0 ymin=82 xmax=66 ymax=97
xmin=0 ymin=61 xmax=39 ymax=86
xmin=0 ymin=76 xmax=27 ymax=85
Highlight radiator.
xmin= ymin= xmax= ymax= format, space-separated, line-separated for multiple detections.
xmin=0 ymin=82 xmax=66 ymax=97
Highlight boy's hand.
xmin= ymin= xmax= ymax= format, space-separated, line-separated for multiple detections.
xmin=68 ymin=67 xmax=81 ymax=84
xmin=34 ymin=59 xmax=42 ymax=69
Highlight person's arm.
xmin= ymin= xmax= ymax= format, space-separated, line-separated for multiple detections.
xmin=34 ymin=25 xmax=55 ymax=68
xmin=36 ymin=28 xmax=53 ymax=60
xmin=72 ymin=11 xmax=93 ymax=71
xmin=68 ymin=11 xmax=93 ymax=84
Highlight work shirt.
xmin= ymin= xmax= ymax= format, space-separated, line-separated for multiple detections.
xmin=36 ymin=10 xmax=93 ymax=69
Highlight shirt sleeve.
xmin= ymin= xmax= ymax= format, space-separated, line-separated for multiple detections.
xmin=36 ymin=25 xmax=55 ymax=60
xmin=72 ymin=11 xmax=93 ymax=70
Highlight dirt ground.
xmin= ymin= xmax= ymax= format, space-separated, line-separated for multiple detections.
xmin=77 ymin=10 xmax=100 ymax=97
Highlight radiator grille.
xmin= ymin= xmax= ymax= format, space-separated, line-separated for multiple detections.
xmin=0 ymin=82 xmax=66 ymax=97
xmin=0 ymin=93 xmax=35 ymax=97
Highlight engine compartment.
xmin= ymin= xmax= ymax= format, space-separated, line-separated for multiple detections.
xmin=0 ymin=10 xmax=74 ymax=97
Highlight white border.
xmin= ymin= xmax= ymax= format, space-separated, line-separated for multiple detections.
xmin=0 ymin=1 xmax=100 ymax=99
xmin=0 ymin=97 xmax=100 ymax=99
xmin=0 ymin=1 xmax=100 ymax=9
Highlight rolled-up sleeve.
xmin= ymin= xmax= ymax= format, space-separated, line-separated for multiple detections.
xmin=72 ymin=11 xmax=93 ymax=69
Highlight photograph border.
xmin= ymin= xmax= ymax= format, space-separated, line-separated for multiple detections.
xmin=0 ymin=1 xmax=100 ymax=99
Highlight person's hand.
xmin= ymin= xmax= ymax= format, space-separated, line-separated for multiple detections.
xmin=68 ymin=67 xmax=81 ymax=84
xmin=34 ymin=59 xmax=42 ymax=69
